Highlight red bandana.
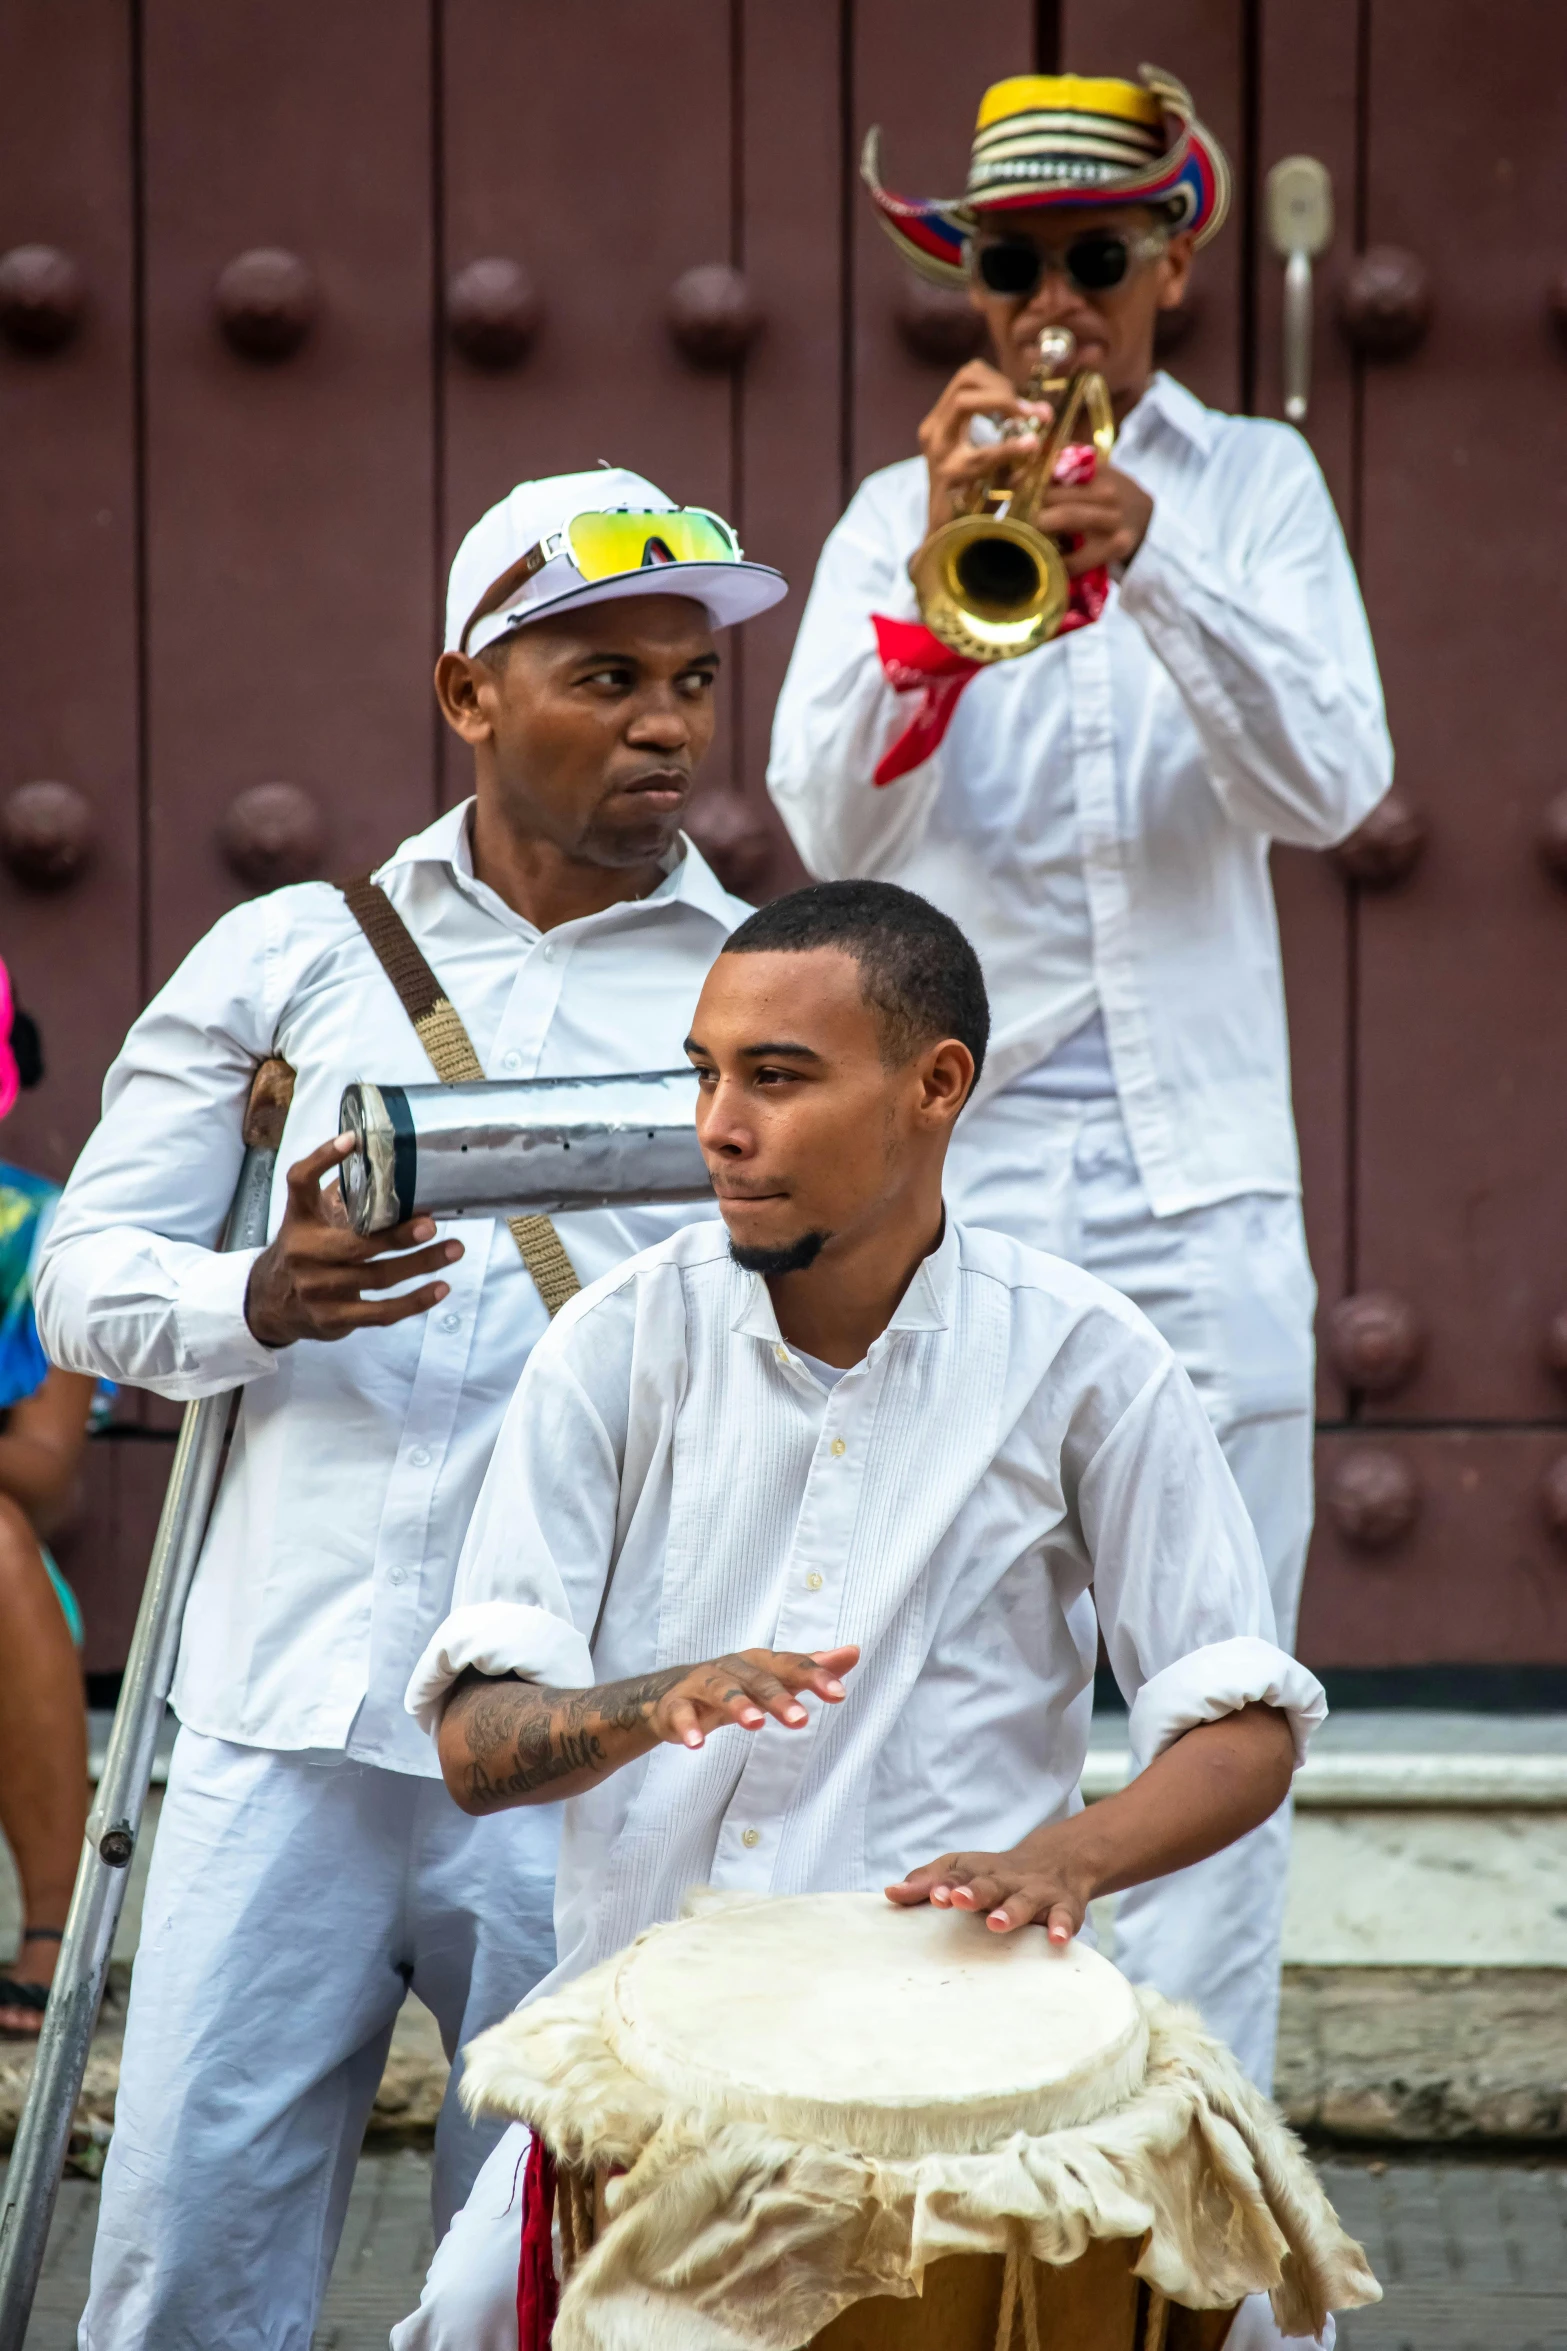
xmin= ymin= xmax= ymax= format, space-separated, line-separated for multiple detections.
xmin=871 ymin=444 xmax=1109 ymax=786
xmin=516 ymin=2133 xmax=559 ymax=2351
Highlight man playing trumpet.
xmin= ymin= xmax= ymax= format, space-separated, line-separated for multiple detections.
xmin=768 ymin=66 xmax=1393 ymax=2093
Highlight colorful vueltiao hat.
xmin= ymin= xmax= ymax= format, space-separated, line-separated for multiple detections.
xmin=862 ymin=65 xmax=1231 ymax=287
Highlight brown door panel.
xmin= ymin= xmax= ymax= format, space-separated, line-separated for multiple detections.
xmin=0 ymin=4 xmax=141 ymax=1181
xmin=1254 ymin=0 xmax=1363 ymax=1423
xmin=725 ymin=0 xmax=843 ymax=897
xmin=1300 ymin=1431 xmax=1567 ymax=1668
xmin=140 ymin=0 xmax=437 ymax=989
xmin=1353 ymin=3 xmax=1567 ymax=1423
xmin=441 ymin=0 xmax=738 ymax=814
xmin=850 ymin=0 xmax=1038 ymax=490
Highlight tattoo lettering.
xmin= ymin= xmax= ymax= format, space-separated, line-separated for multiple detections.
xmin=451 ymin=1664 xmax=691 ymax=1812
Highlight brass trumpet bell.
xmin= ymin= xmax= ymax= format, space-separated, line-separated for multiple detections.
xmin=910 ymin=327 xmax=1116 ymax=666
xmin=911 ymin=514 xmax=1071 ymax=662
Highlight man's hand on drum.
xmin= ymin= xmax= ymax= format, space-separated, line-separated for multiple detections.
xmin=244 ymin=1132 xmax=464 ymax=1348
xmin=886 ymin=1836 xmax=1092 ymax=1946
xmin=888 ymin=1703 xmax=1298 ymax=1944
xmin=917 ymin=361 xmax=1054 ymax=539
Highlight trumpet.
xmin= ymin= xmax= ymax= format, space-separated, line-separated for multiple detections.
xmin=910 ymin=327 xmax=1116 ymax=664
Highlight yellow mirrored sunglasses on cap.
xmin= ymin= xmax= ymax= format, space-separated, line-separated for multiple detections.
xmin=460 ymin=507 xmax=744 ymax=650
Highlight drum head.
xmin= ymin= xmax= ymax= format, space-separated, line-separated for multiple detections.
xmin=604 ymin=1892 xmax=1149 ymax=2156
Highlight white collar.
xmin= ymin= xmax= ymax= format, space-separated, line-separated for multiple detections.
xmin=731 ymin=1213 xmax=960 ymax=1353
xmin=1117 ymin=369 xmax=1219 ymax=462
xmin=372 ymin=796 xmax=739 ymax=938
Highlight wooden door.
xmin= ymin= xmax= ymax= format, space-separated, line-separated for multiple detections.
xmin=3 ymin=0 xmax=1563 ymax=1687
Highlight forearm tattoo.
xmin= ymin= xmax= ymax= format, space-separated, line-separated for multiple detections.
xmin=448 ymin=1666 xmax=689 ymax=1812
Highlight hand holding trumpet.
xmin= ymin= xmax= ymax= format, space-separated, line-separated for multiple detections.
xmin=915 ymin=358 xmax=1154 ymax=578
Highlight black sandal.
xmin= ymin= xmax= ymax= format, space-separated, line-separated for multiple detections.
xmin=0 ymin=1928 xmax=65 ymax=2036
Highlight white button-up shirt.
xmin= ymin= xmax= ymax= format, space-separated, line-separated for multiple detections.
xmin=767 ymin=372 xmax=1393 ymax=1215
xmin=407 ymin=1217 xmax=1325 ymax=1994
xmin=36 ymin=803 xmax=748 ymax=1775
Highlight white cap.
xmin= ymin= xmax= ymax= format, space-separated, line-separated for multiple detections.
xmin=444 ymin=467 xmax=788 ymax=657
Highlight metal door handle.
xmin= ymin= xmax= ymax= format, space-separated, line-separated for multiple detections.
xmin=1265 ymin=157 xmax=1334 ymax=423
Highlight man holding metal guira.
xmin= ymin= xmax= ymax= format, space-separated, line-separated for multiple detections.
xmin=34 ymin=471 xmax=784 ymax=2349
xmin=768 ymin=67 xmax=1393 ymax=2101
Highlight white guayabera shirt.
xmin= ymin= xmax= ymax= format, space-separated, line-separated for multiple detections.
xmin=36 ymin=803 xmax=748 ymax=1775
xmin=408 ymin=1217 xmax=1326 ymax=1998
xmin=767 ymin=372 xmax=1393 ymax=1214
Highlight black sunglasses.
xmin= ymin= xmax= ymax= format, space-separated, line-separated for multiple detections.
xmin=974 ymin=227 xmax=1167 ymax=300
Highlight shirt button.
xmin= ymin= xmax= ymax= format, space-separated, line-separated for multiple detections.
xmin=774 ymin=1344 xmax=788 ymax=1364
xmin=408 ymin=1446 xmax=432 ymax=1469
xmin=830 ymin=1437 xmax=846 ymax=1458
xmin=805 ymin=1572 xmax=824 ymax=1591
xmin=542 ymin=944 xmax=554 ymax=961
xmin=741 ymin=1827 xmax=761 ymax=1849
xmin=388 ymin=1568 xmax=406 ymax=1587
xmin=501 ymin=1051 xmax=522 ymax=1072
xmin=439 ymin=1312 xmax=461 ymax=1334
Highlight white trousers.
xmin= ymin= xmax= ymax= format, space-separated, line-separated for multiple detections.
xmin=946 ymin=1089 xmax=1317 ymax=2091
xmin=79 ymin=1728 xmax=559 ymax=2351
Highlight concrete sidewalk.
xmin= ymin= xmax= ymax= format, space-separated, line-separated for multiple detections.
xmin=9 ymin=2150 xmax=1565 ymax=2350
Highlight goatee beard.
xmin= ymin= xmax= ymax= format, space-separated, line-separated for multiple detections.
xmin=729 ymin=1229 xmax=830 ymax=1277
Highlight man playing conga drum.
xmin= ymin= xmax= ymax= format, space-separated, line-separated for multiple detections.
xmin=396 ymin=880 xmax=1326 ymax=2349
xmin=766 ymin=65 xmax=1392 ymax=2095
xmin=36 ymin=470 xmax=784 ymax=2350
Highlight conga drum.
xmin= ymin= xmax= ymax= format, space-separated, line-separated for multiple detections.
xmin=464 ymin=1892 xmax=1379 ymax=2351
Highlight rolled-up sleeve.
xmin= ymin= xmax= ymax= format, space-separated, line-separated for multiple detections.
xmin=35 ymin=899 xmax=285 ymax=1400
xmin=404 ymin=1282 xmax=637 ymax=1737
xmin=1075 ymin=1339 xmax=1325 ymax=1772
xmin=405 ymin=1601 xmax=597 ymax=1737
xmin=1117 ymin=424 xmax=1392 ymax=848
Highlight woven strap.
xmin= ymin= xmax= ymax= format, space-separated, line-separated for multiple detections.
xmin=339 ymin=876 xmax=581 ymax=1317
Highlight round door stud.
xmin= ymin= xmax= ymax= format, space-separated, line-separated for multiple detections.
xmin=1541 ymin=1457 xmax=1567 ymax=1547
xmin=894 ymin=281 xmax=987 ymax=367
xmin=448 ymin=257 xmax=541 ymax=367
xmin=0 ymin=780 xmax=94 ymax=888
xmin=666 ymin=265 xmax=761 ymax=368
xmin=1324 ymin=1446 xmax=1420 ymax=1550
xmin=1330 ymin=788 xmax=1427 ymax=887
xmin=1337 ymin=246 xmax=1432 ymax=359
xmin=1325 ymin=1290 xmax=1426 ymax=1395
xmin=1537 ymin=792 xmax=1567 ymax=884
xmin=0 ymin=244 xmax=85 ymax=353
xmin=215 ymin=248 xmax=316 ymax=360
xmin=218 ymin=782 xmax=325 ymax=890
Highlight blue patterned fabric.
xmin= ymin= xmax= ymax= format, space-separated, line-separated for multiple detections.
xmin=0 ymin=1158 xmax=60 ymax=1414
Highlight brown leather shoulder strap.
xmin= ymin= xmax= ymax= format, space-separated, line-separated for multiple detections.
xmin=340 ymin=876 xmax=581 ymax=1317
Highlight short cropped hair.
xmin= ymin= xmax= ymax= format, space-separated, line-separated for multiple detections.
xmin=723 ymin=880 xmax=989 ymax=1088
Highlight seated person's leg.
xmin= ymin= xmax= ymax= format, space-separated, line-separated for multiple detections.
xmin=0 ymin=1491 xmax=86 ymax=2032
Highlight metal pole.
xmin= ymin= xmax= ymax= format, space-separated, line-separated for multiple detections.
xmin=0 ymin=1058 xmax=294 ymax=2351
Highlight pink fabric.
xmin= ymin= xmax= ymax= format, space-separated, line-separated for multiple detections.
xmin=872 ymin=442 xmax=1110 ymax=787
xmin=0 ymin=959 xmax=18 ymax=1122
